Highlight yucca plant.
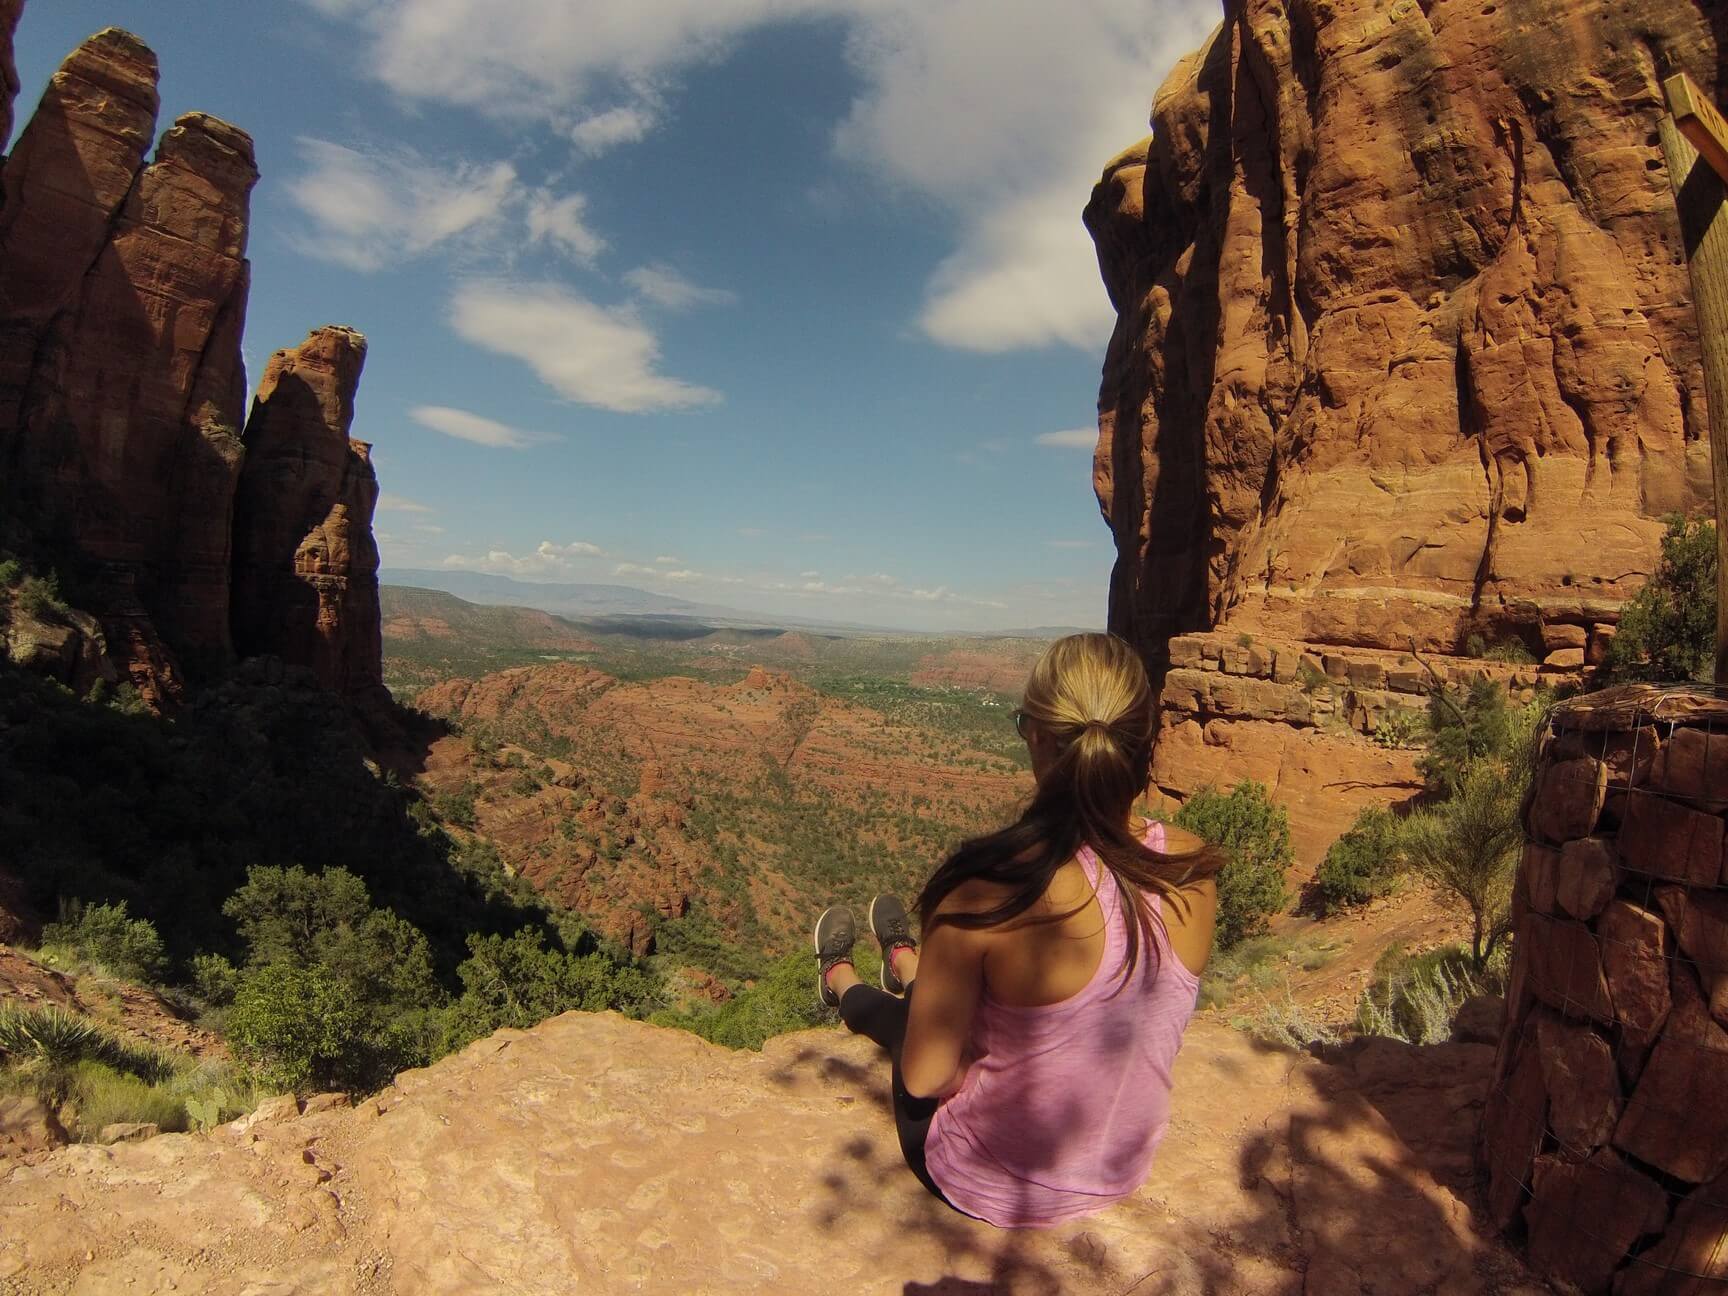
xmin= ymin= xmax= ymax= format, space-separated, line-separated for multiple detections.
xmin=0 ymin=1005 xmax=117 ymax=1069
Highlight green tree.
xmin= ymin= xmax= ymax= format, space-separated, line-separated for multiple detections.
xmin=1606 ymin=515 xmax=1717 ymax=682
xmin=222 ymin=865 xmax=372 ymax=968
xmin=1401 ymin=761 xmax=1523 ymax=971
xmin=1171 ymin=781 xmax=1292 ymax=948
xmin=226 ymin=962 xmax=365 ymax=1092
xmin=1418 ymin=677 xmax=1517 ymax=796
xmin=442 ymin=928 xmax=658 ymax=1051
xmin=1315 ymin=806 xmax=1405 ymax=914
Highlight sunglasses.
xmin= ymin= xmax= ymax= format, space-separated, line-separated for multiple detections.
xmin=1012 ymin=708 xmax=1031 ymax=739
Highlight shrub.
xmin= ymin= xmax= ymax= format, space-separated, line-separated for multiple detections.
xmin=1606 ymin=515 xmax=1716 ymax=682
xmin=190 ymin=953 xmax=241 ymax=1007
xmin=1314 ymin=806 xmax=1405 ymax=914
xmin=1171 ymin=781 xmax=1292 ymax=949
xmin=432 ymin=789 xmax=478 ymax=829
xmin=440 ymin=928 xmax=659 ymax=1052
xmin=1418 ymin=677 xmax=1519 ymax=796
xmin=1353 ymin=943 xmax=1507 ymax=1044
xmin=226 ymin=963 xmax=365 ymax=1092
xmin=40 ymin=900 xmax=168 ymax=982
xmin=1197 ymin=933 xmax=1341 ymax=1010
xmin=66 ymin=1059 xmax=187 ymax=1137
xmin=1401 ymin=762 xmax=1523 ymax=971
xmin=14 ymin=571 xmax=65 ymax=618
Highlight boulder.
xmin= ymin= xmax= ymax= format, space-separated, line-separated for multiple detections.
xmin=1654 ymin=885 xmax=1728 ymax=1027
xmin=1615 ymin=965 xmax=1728 ymax=1183
xmin=1535 ymin=1011 xmax=1621 ymax=1160
xmin=1523 ymin=915 xmax=1615 ymax=1025
xmin=1521 ymin=842 xmax=1561 ymax=917
xmin=1483 ymin=1043 xmax=1548 ymax=1230
xmin=1555 ymin=836 xmax=1620 ymax=921
xmin=1524 ymin=1150 xmax=1669 ymax=1293
xmin=1529 ymin=757 xmax=1608 ymax=846
xmin=1452 ymin=994 xmax=1506 ymax=1046
xmin=1616 ymin=793 xmax=1724 ymax=888
xmin=1651 ymin=725 xmax=1728 ymax=810
xmin=1598 ymin=900 xmax=1672 ymax=1051
xmin=99 ymin=1122 xmax=159 ymax=1145
xmin=0 ymin=1095 xmax=67 ymax=1160
xmin=1614 ymin=1170 xmax=1728 ymax=1295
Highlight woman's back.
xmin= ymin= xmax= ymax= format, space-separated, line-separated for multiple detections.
xmin=922 ymin=824 xmax=1205 ymax=1228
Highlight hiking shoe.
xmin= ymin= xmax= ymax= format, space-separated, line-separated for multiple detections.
xmin=869 ymin=894 xmax=918 ymax=994
xmin=813 ymin=905 xmax=857 ymax=1008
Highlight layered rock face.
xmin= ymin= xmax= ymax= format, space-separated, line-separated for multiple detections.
xmin=1484 ymin=686 xmax=1728 ymax=1292
xmin=1087 ymin=0 xmax=1717 ymax=852
xmin=0 ymin=11 xmax=380 ymax=704
xmin=232 ymin=327 xmax=384 ymax=699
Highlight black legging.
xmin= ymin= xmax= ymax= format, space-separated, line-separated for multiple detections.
xmin=838 ymin=979 xmax=949 ymax=1204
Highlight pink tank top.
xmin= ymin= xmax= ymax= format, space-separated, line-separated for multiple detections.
xmin=923 ymin=824 xmax=1201 ymax=1228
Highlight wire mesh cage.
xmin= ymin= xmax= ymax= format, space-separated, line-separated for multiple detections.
xmin=1483 ymin=683 xmax=1728 ymax=1293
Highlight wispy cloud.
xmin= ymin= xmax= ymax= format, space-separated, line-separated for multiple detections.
xmin=1036 ymin=427 xmax=1097 ymax=449
xmin=449 ymin=281 xmax=721 ymax=414
xmin=284 ymin=138 xmax=520 ymax=271
xmin=409 ymin=404 xmax=549 ymax=449
xmin=442 ymin=538 xmax=606 ymax=576
xmin=377 ymin=491 xmax=434 ymax=513
xmin=524 ymin=190 xmax=606 ymax=264
xmin=625 ymin=263 xmax=736 ymax=311
xmin=303 ymin=0 xmax=1221 ymax=353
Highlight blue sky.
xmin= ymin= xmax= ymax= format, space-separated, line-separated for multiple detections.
xmin=10 ymin=0 xmax=1218 ymax=631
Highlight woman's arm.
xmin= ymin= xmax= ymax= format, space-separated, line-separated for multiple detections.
xmin=901 ymin=909 xmax=987 ymax=1100
xmin=1162 ymin=874 xmax=1218 ymax=977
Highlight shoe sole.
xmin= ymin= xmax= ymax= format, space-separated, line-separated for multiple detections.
xmin=869 ymin=895 xmax=908 ymax=994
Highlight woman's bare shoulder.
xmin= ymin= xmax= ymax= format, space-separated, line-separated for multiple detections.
xmin=1151 ymin=820 xmax=1208 ymax=856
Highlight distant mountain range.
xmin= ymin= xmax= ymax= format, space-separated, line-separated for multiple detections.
xmin=379 ymin=570 xmax=1096 ymax=639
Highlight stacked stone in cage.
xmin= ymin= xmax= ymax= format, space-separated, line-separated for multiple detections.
xmin=1483 ymin=685 xmax=1728 ymax=1293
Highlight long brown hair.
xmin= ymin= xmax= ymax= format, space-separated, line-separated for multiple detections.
xmin=914 ymin=632 xmax=1223 ymax=981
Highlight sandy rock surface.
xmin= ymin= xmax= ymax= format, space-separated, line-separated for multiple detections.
xmin=0 ymin=1012 xmax=1541 ymax=1294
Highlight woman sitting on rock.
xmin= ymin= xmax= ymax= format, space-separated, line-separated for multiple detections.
xmin=814 ymin=631 xmax=1222 ymax=1228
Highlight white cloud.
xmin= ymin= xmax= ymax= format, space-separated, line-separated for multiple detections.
xmin=377 ymin=491 xmax=434 ymax=513
xmin=625 ymin=263 xmax=736 ymax=311
xmin=570 ymin=103 xmax=660 ymax=155
xmin=443 ymin=538 xmax=606 ymax=576
xmin=409 ymin=404 xmax=548 ymax=449
xmin=525 ymin=190 xmax=606 ymax=264
xmin=540 ymin=540 xmax=606 ymax=559
xmin=654 ymin=555 xmax=682 ymax=564
xmin=1036 ymin=427 xmax=1098 ymax=449
xmin=303 ymin=0 xmax=1221 ymax=352
xmin=800 ymin=569 xmax=821 ymax=579
xmin=414 ymin=523 xmax=446 ymax=534
xmin=449 ymin=281 xmax=721 ymax=413
xmin=617 ymin=561 xmax=703 ymax=582
xmin=285 ymin=138 xmax=520 ymax=272
xmin=661 ymin=569 xmax=703 ymax=582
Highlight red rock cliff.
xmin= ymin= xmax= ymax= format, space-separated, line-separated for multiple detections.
xmin=1086 ymin=0 xmax=1719 ymax=856
xmin=232 ymin=327 xmax=384 ymax=699
xmin=0 ymin=10 xmax=382 ymax=706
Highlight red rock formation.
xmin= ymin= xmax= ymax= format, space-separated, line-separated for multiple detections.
xmin=0 ymin=0 xmax=20 ymax=154
xmin=0 ymin=26 xmax=258 ymax=702
xmin=0 ymin=17 xmax=385 ymax=709
xmin=1086 ymin=0 xmax=1718 ymax=855
xmin=231 ymin=327 xmax=383 ymax=699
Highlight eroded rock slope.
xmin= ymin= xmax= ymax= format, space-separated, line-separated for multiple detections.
xmin=0 ymin=1012 xmax=1542 ymax=1295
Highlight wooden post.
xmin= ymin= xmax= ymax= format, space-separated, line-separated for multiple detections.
xmin=1662 ymin=73 xmax=1728 ymax=685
